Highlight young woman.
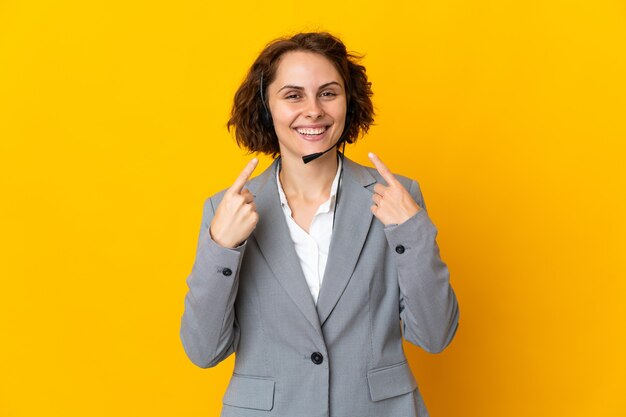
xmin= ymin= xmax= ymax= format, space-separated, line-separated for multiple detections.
xmin=180 ymin=32 xmax=459 ymax=417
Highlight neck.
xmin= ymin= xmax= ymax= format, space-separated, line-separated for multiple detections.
xmin=279 ymin=149 xmax=339 ymax=201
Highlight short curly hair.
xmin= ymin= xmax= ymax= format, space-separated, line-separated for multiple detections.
xmin=226 ymin=32 xmax=374 ymax=158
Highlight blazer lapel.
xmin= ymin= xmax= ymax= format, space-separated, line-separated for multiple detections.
xmin=316 ymin=157 xmax=376 ymax=326
xmin=248 ymin=158 xmax=323 ymax=338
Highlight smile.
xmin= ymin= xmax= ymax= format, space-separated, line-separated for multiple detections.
xmin=295 ymin=126 xmax=328 ymax=136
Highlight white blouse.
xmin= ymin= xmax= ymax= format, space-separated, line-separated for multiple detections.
xmin=275 ymin=156 xmax=342 ymax=304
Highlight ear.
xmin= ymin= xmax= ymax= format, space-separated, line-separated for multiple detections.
xmin=261 ymin=105 xmax=273 ymax=128
xmin=345 ymin=105 xmax=354 ymax=129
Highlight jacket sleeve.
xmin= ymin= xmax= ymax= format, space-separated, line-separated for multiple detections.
xmin=383 ymin=180 xmax=460 ymax=353
xmin=180 ymin=196 xmax=246 ymax=368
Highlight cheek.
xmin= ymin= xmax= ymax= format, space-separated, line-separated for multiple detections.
xmin=272 ymin=106 xmax=298 ymax=128
xmin=326 ymin=101 xmax=347 ymax=119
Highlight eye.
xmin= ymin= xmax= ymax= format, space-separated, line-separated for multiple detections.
xmin=285 ymin=93 xmax=302 ymax=100
xmin=320 ymin=91 xmax=337 ymax=97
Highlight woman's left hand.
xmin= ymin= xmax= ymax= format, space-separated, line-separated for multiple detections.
xmin=368 ymin=152 xmax=421 ymax=226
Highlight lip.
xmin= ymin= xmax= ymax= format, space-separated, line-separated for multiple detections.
xmin=294 ymin=124 xmax=329 ymax=129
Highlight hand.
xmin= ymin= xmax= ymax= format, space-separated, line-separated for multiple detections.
xmin=209 ymin=158 xmax=259 ymax=248
xmin=368 ymin=152 xmax=421 ymax=226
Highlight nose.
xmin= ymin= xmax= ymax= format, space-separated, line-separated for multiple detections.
xmin=305 ymin=97 xmax=324 ymax=119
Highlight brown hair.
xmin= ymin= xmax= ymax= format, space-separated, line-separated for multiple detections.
xmin=226 ymin=32 xmax=374 ymax=157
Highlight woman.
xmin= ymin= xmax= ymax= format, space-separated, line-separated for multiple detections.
xmin=180 ymin=32 xmax=459 ymax=417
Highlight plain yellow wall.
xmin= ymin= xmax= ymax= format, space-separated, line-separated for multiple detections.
xmin=1 ymin=0 xmax=625 ymax=416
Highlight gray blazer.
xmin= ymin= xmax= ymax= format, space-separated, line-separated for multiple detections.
xmin=180 ymin=155 xmax=459 ymax=417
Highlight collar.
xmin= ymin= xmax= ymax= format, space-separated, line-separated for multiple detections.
xmin=276 ymin=153 xmax=343 ymax=215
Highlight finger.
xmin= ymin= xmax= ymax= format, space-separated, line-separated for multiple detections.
xmin=241 ymin=188 xmax=255 ymax=202
xmin=368 ymin=152 xmax=398 ymax=187
xmin=229 ymin=158 xmax=259 ymax=195
xmin=372 ymin=193 xmax=383 ymax=205
xmin=373 ymin=183 xmax=387 ymax=196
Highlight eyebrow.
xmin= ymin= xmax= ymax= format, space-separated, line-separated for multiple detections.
xmin=276 ymin=81 xmax=343 ymax=94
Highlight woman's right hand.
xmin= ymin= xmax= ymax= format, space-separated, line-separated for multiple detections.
xmin=209 ymin=158 xmax=259 ymax=248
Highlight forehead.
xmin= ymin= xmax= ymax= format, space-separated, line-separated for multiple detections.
xmin=272 ymin=51 xmax=344 ymax=87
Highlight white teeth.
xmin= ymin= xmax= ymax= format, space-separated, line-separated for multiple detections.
xmin=296 ymin=127 xmax=326 ymax=135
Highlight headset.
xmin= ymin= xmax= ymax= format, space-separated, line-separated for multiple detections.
xmin=259 ymin=73 xmax=274 ymax=128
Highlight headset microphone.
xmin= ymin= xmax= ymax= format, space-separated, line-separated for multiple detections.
xmin=302 ymin=138 xmax=342 ymax=164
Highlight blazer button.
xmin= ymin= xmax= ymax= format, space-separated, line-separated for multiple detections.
xmin=395 ymin=245 xmax=405 ymax=254
xmin=310 ymin=352 xmax=324 ymax=365
xmin=222 ymin=268 xmax=232 ymax=277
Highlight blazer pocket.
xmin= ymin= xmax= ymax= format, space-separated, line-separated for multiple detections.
xmin=367 ymin=360 xmax=417 ymax=402
xmin=223 ymin=374 xmax=275 ymax=411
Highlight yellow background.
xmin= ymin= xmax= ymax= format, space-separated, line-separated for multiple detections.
xmin=1 ymin=0 xmax=625 ymax=416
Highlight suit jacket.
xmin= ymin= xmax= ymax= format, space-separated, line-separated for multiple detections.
xmin=180 ymin=155 xmax=459 ymax=417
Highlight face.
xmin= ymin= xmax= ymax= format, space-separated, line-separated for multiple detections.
xmin=266 ymin=51 xmax=347 ymax=162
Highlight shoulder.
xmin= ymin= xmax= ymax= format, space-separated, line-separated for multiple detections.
xmin=345 ymin=158 xmax=419 ymax=190
xmin=345 ymin=158 xmax=424 ymax=207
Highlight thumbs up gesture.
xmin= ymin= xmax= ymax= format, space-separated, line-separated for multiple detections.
xmin=209 ymin=158 xmax=259 ymax=248
xmin=368 ymin=152 xmax=421 ymax=226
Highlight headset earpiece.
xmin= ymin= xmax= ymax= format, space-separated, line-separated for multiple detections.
xmin=340 ymin=104 xmax=355 ymax=143
xmin=259 ymin=73 xmax=273 ymax=128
